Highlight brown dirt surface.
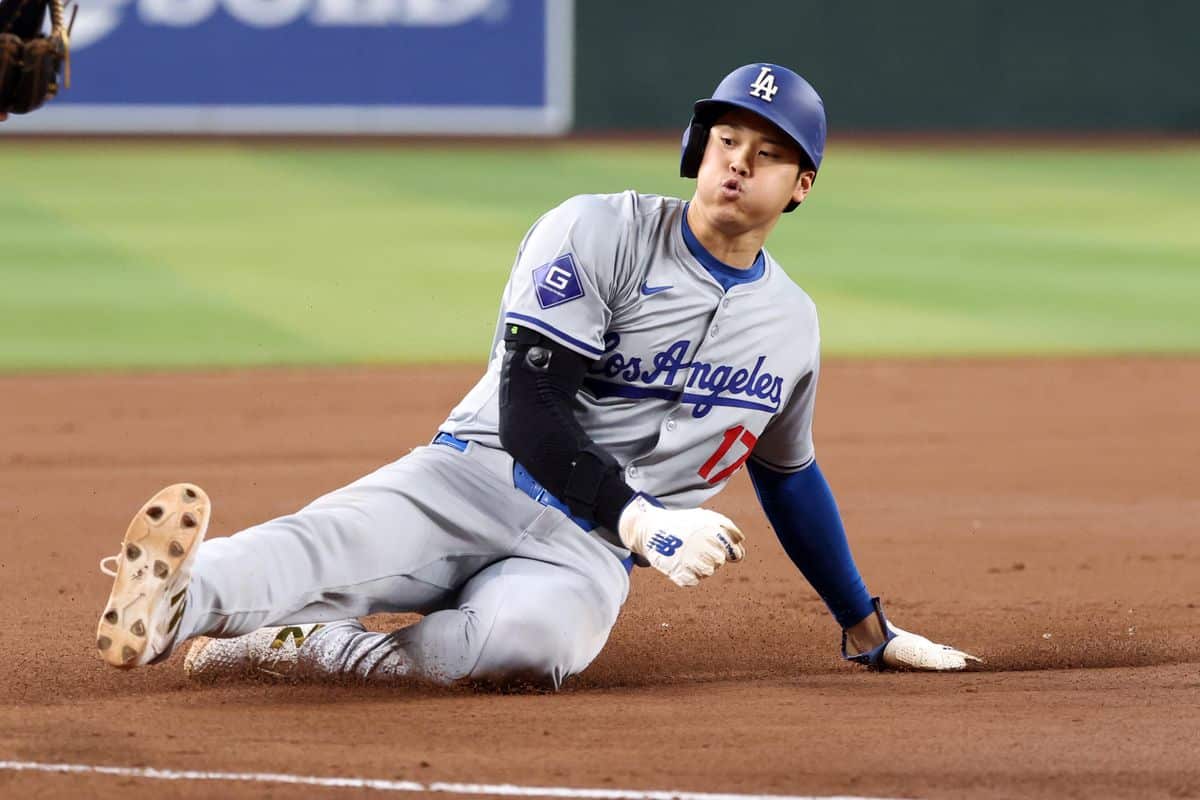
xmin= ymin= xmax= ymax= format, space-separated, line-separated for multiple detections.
xmin=2 ymin=358 xmax=1198 ymax=799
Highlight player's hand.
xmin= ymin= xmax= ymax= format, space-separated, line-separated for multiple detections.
xmin=617 ymin=494 xmax=745 ymax=587
xmin=881 ymin=624 xmax=981 ymax=671
xmin=844 ymin=600 xmax=980 ymax=671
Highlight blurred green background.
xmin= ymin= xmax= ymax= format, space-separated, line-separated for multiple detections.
xmin=2 ymin=141 xmax=1198 ymax=371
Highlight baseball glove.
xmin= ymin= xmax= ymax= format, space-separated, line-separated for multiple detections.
xmin=0 ymin=0 xmax=71 ymax=115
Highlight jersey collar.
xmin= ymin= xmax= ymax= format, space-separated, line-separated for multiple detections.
xmin=680 ymin=202 xmax=767 ymax=292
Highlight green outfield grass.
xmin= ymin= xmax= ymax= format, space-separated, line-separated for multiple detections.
xmin=1 ymin=141 xmax=1197 ymax=370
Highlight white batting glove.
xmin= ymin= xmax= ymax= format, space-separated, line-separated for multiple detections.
xmin=617 ymin=494 xmax=745 ymax=588
xmin=844 ymin=599 xmax=981 ymax=671
xmin=881 ymin=624 xmax=982 ymax=671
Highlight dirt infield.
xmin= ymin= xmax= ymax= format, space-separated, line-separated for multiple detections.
xmin=2 ymin=359 xmax=1197 ymax=799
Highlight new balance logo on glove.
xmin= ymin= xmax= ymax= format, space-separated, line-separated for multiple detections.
xmin=648 ymin=533 xmax=684 ymax=556
xmin=617 ymin=493 xmax=746 ymax=588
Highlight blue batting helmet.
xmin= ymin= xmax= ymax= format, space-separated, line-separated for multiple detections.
xmin=679 ymin=63 xmax=827 ymax=212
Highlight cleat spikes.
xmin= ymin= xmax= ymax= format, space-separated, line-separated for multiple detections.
xmin=97 ymin=483 xmax=210 ymax=668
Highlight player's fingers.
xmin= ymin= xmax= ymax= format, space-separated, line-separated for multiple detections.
xmin=882 ymin=632 xmax=981 ymax=671
xmin=671 ymin=569 xmax=700 ymax=588
xmin=701 ymin=509 xmax=739 ymax=533
xmin=716 ymin=517 xmax=746 ymax=544
xmin=714 ymin=526 xmax=744 ymax=562
xmin=697 ymin=543 xmax=726 ymax=571
xmin=729 ymin=541 xmax=746 ymax=562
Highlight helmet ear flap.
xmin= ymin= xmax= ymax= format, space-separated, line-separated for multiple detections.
xmin=678 ymin=121 xmax=709 ymax=179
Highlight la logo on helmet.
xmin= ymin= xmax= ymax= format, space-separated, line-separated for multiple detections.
xmin=748 ymin=66 xmax=779 ymax=102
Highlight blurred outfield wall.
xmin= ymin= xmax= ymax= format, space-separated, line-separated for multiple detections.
xmin=579 ymin=0 xmax=1200 ymax=133
xmin=1 ymin=0 xmax=573 ymax=134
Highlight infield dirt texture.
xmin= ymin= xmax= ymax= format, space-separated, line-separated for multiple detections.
xmin=1 ymin=142 xmax=1198 ymax=799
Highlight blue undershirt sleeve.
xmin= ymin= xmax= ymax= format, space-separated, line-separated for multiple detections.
xmin=747 ymin=459 xmax=876 ymax=629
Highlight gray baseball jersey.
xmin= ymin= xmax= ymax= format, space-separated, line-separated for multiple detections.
xmin=445 ymin=190 xmax=822 ymax=507
xmin=170 ymin=191 xmax=823 ymax=689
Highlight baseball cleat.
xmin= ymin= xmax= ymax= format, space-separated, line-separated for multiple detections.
xmin=184 ymin=624 xmax=325 ymax=681
xmin=96 ymin=483 xmax=210 ymax=668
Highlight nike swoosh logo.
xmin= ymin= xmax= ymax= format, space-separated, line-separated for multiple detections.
xmin=640 ymin=282 xmax=673 ymax=296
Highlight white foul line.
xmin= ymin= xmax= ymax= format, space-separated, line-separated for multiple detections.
xmin=0 ymin=760 xmax=904 ymax=800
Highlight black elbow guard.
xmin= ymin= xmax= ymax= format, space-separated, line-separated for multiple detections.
xmin=499 ymin=326 xmax=634 ymax=531
xmin=499 ymin=324 xmax=586 ymax=413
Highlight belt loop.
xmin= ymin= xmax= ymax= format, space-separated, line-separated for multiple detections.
xmin=432 ymin=431 xmax=469 ymax=452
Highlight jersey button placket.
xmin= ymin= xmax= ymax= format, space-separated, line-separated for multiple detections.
xmin=627 ymin=465 xmax=639 ymax=478
xmin=710 ymin=293 xmax=732 ymax=340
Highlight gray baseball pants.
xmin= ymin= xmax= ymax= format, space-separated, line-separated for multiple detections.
xmin=174 ymin=438 xmax=632 ymax=688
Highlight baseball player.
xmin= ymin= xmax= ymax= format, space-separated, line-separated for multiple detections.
xmin=95 ymin=63 xmax=979 ymax=688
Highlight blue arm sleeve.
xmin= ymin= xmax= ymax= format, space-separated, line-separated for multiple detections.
xmin=747 ymin=459 xmax=875 ymax=629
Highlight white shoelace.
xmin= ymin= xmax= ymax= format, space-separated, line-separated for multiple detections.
xmin=99 ymin=555 xmax=120 ymax=577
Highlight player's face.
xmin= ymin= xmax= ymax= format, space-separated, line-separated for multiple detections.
xmin=693 ymin=109 xmax=815 ymax=233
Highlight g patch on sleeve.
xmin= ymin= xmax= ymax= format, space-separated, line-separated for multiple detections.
xmin=533 ymin=254 xmax=585 ymax=309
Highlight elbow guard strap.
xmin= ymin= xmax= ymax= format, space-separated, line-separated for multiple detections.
xmin=562 ymin=443 xmax=636 ymax=532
